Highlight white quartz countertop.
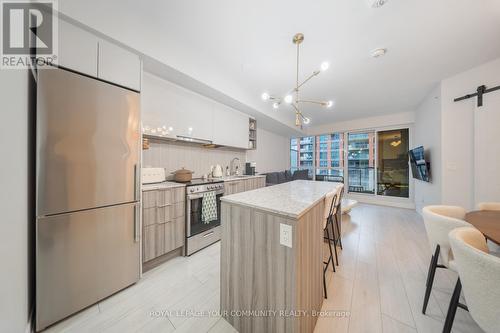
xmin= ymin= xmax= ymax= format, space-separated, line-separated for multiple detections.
xmin=142 ymin=181 xmax=186 ymax=191
xmin=221 ymin=180 xmax=342 ymax=218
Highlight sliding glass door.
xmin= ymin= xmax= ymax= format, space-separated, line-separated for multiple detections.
xmin=347 ymin=132 xmax=375 ymax=194
xmin=315 ymin=133 xmax=345 ymax=182
xmin=377 ymin=129 xmax=409 ymax=197
xmin=290 ymin=137 xmax=314 ymax=179
xmin=290 ymin=128 xmax=410 ymax=199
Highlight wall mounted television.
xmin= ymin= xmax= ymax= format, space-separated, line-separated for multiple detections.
xmin=409 ymin=146 xmax=431 ymax=182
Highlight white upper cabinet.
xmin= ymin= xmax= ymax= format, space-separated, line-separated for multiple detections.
xmin=98 ymin=40 xmax=142 ymax=91
xmin=141 ymin=73 xmax=213 ymax=140
xmin=142 ymin=73 xmax=250 ymax=148
xmin=212 ymin=104 xmax=249 ymax=149
xmin=58 ymin=20 xmax=98 ymax=77
xmin=57 ymin=18 xmax=141 ymax=91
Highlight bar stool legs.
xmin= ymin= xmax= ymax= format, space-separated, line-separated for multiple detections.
xmin=323 ymin=219 xmax=335 ymax=299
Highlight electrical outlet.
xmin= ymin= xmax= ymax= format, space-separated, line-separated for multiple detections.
xmin=280 ymin=223 xmax=292 ymax=248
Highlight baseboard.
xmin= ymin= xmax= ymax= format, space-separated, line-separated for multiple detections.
xmin=346 ymin=193 xmax=415 ymax=210
xmin=142 ymin=247 xmax=183 ymax=273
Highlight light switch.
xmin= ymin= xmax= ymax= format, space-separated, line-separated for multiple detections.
xmin=280 ymin=223 xmax=292 ymax=248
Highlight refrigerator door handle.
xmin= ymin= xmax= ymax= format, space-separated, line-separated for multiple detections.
xmin=134 ymin=203 xmax=140 ymax=243
xmin=134 ymin=164 xmax=140 ymax=201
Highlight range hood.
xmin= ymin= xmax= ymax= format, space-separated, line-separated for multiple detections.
xmin=143 ymin=133 xmax=220 ymax=148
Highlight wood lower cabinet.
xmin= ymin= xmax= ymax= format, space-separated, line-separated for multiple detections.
xmin=142 ymin=187 xmax=186 ymax=265
xmin=224 ymin=177 xmax=266 ymax=195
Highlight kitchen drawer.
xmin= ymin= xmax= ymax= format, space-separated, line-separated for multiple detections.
xmin=186 ymin=226 xmax=221 ymax=255
xmin=164 ymin=216 xmax=185 ymax=254
xmin=155 ymin=223 xmax=165 ymax=257
xmin=157 ymin=187 xmax=185 ymax=206
xmin=155 ymin=216 xmax=185 ymax=257
xmin=244 ymin=178 xmax=256 ymax=191
xmin=142 ymin=191 xmax=157 ymax=209
xmin=142 ymin=207 xmax=157 ymax=227
xmin=157 ymin=202 xmax=185 ymax=224
xmin=142 ymin=225 xmax=156 ymax=262
xmin=224 ymin=180 xmax=245 ymax=195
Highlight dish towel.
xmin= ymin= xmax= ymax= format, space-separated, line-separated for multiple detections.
xmin=201 ymin=191 xmax=218 ymax=224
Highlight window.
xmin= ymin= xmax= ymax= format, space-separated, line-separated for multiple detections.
xmin=377 ymin=129 xmax=409 ymax=198
xmin=290 ymin=137 xmax=314 ymax=179
xmin=289 ymin=128 xmax=410 ymax=199
xmin=347 ymin=132 xmax=375 ymax=194
xmin=315 ymin=133 xmax=344 ymax=182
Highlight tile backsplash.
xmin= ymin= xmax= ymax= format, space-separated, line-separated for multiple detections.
xmin=142 ymin=139 xmax=247 ymax=179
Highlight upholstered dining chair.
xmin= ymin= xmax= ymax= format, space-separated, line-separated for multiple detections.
xmin=447 ymin=227 xmax=500 ymax=333
xmin=477 ymin=202 xmax=500 ymax=211
xmin=322 ymin=190 xmax=337 ymax=298
xmin=421 ymin=205 xmax=472 ymax=315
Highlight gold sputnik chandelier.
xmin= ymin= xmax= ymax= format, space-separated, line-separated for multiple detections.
xmin=261 ymin=33 xmax=333 ymax=127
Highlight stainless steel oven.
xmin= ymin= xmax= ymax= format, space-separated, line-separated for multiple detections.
xmin=185 ymin=181 xmax=224 ymax=255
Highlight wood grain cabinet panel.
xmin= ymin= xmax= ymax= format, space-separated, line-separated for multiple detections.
xmin=142 ymin=207 xmax=157 ymax=227
xmin=142 ymin=187 xmax=186 ymax=264
xmin=155 ymin=223 xmax=165 ymax=257
xmin=225 ymin=178 xmax=265 ymax=196
xmin=142 ymin=225 xmax=156 ymax=262
xmin=164 ymin=217 xmax=185 ymax=254
xmin=142 ymin=191 xmax=157 ymax=208
xmin=157 ymin=202 xmax=185 ymax=224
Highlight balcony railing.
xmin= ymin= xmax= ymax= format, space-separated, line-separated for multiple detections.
xmin=348 ymin=167 xmax=375 ymax=194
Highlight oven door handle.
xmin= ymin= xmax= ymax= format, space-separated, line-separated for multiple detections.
xmin=187 ymin=191 xmax=224 ymax=200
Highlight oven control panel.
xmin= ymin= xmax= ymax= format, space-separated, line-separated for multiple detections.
xmin=187 ymin=183 xmax=225 ymax=194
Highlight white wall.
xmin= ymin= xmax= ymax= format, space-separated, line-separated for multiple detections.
xmin=414 ymin=85 xmax=442 ymax=213
xmin=0 ymin=70 xmax=31 ymax=332
xmin=246 ymin=127 xmax=291 ymax=173
xmin=440 ymin=57 xmax=500 ymax=209
xmin=307 ymin=111 xmax=415 ymax=136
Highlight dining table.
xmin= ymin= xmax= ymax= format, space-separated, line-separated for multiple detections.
xmin=465 ymin=210 xmax=500 ymax=245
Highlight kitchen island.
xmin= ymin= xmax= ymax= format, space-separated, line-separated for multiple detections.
xmin=220 ymin=180 xmax=342 ymax=333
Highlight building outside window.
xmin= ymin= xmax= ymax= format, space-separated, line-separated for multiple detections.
xmin=290 ymin=129 xmax=409 ymax=199
xmin=290 ymin=137 xmax=314 ymax=179
xmin=315 ymin=133 xmax=344 ymax=182
xmin=347 ymin=132 xmax=375 ymax=194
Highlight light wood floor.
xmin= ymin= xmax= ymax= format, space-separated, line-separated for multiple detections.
xmin=45 ymin=204 xmax=483 ymax=333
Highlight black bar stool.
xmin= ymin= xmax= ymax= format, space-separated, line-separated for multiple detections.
xmin=323 ymin=192 xmax=337 ymax=299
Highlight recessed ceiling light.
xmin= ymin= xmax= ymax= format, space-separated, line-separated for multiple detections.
xmin=369 ymin=0 xmax=389 ymax=8
xmin=284 ymin=95 xmax=293 ymax=104
xmin=370 ymin=48 xmax=387 ymax=58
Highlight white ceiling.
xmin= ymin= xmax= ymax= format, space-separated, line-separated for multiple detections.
xmin=60 ymin=0 xmax=500 ymax=134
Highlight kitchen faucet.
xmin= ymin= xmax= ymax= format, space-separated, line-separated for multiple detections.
xmin=230 ymin=157 xmax=241 ymax=176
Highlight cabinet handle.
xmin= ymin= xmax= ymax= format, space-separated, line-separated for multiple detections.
xmin=134 ymin=164 xmax=140 ymax=201
xmin=134 ymin=203 xmax=140 ymax=242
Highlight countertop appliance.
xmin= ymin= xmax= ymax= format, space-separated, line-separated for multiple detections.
xmin=142 ymin=167 xmax=166 ymax=184
xmin=245 ymin=162 xmax=256 ymax=176
xmin=211 ymin=164 xmax=223 ymax=178
xmin=184 ymin=178 xmax=224 ymax=255
xmin=36 ymin=67 xmax=141 ymax=331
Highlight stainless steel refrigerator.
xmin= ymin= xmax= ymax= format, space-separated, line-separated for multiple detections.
xmin=36 ymin=67 xmax=141 ymax=331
